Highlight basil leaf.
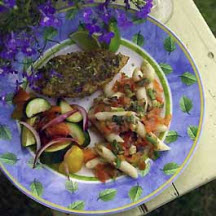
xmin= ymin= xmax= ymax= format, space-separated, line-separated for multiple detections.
xmin=0 ymin=125 xmax=12 ymax=140
xmin=164 ymin=36 xmax=176 ymax=53
xmin=163 ymin=162 xmax=180 ymax=175
xmin=165 ymin=131 xmax=179 ymax=143
xmin=159 ymin=63 xmax=173 ymax=75
xmin=179 ymin=96 xmax=193 ymax=114
xmin=66 ymin=9 xmax=78 ymax=20
xmin=65 ymin=180 xmax=78 ymax=193
xmin=98 ymin=189 xmax=117 ymax=202
xmin=187 ymin=126 xmax=198 ymax=141
xmin=180 ymin=72 xmax=197 ymax=86
xmin=132 ymin=31 xmax=145 ymax=47
xmin=115 ymin=157 xmax=121 ymax=169
xmin=68 ymin=201 xmax=85 ymax=210
xmin=43 ymin=27 xmax=58 ymax=40
xmin=30 ymin=179 xmax=43 ymax=197
xmin=0 ymin=153 xmax=18 ymax=165
xmin=128 ymin=185 xmax=143 ymax=202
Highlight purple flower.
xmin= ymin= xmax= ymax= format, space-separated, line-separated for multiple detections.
xmin=85 ymin=22 xmax=101 ymax=35
xmin=40 ymin=15 xmax=62 ymax=27
xmin=136 ymin=0 xmax=153 ymax=18
xmin=101 ymin=8 xmax=112 ymax=24
xmin=0 ymin=48 xmax=16 ymax=60
xmin=21 ymin=46 xmax=36 ymax=57
xmin=0 ymin=92 xmax=7 ymax=105
xmin=0 ymin=65 xmax=18 ymax=76
xmin=99 ymin=31 xmax=115 ymax=44
xmin=83 ymin=8 xmax=93 ymax=23
xmin=115 ymin=10 xmax=132 ymax=27
xmin=39 ymin=0 xmax=55 ymax=16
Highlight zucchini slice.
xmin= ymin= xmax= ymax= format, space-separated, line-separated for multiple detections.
xmin=59 ymin=99 xmax=82 ymax=122
xmin=22 ymin=117 xmax=37 ymax=147
xmin=25 ymin=98 xmax=51 ymax=118
xmin=83 ymin=131 xmax=91 ymax=148
xmin=67 ymin=123 xmax=88 ymax=146
xmin=40 ymin=145 xmax=71 ymax=164
xmin=45 ymin=141 xmax=72 ymax=153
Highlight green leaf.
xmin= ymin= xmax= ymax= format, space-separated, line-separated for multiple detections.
xmin=132 ymin=32 xmax=145 ymax=47
xmin=0 ymin=125 xmax=12 ymax=140
xmin=98 ymin=189 xmax=117 ymax=202
xmin=43 ymin=27 xmax=58 ymax=40
xmin=159 ymin=63 xmax=173 ymax=75
xmin=180 ymin=72 xmax=197 ymax=86
xmin=132 ymin=17 xmax=146 ymax=24
xmin=165 ymin=131 xmax=179 ymax=143
xmin=66 ymin=9 xmax=78 ymax=20
xmin=30 ymin=179 xmax=43 ymax=197
xmin=140 ymin=160 xmax=151 ymax=177
xmin=23 ymin=58 xmax=33 ymax=71
xmin=4 ymin=93 xmax=14 ymax=105
xmin=27 ymin=158 xmax=42 ymax=169
xmin=179 ymin=96 xmax=193 ymax=114
xmin=187 ymin=126 xmax=198 ymax=141
xmin=128 ymin=185 xmax=143 ymax=202
xmin=0 ymin=153 xmax=18 ymax=165
xmin=115 ymin=157 xmax=121 ymax=169
xmin=65 ymin=180 xmax=78 ymax=193
xmin=163 ymin=162 xmax=180 ymax=175
xmin=68 ymin=201 xmax=85 ymax=210
xmin=164 ymin=36 xmax=176 ymax=53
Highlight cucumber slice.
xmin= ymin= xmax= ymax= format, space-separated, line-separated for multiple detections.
xmin=83 ymin=131 xmax=91 ymax=148
xmin=45 ymin=141 xmax=72 ymax=153
xmin=25 ymin=98 xmax=51 ymax=118
xmin=22 ymin=117 xmax=37 ymax=147
xmin=40 ymin=145 xmax=71 ymax=164
xmin=59 ymin=99 xmax=82 ymax=122
xmin=67 ymin=123 xmax=86 ymax=145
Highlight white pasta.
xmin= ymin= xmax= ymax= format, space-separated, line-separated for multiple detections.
xmin=132 ymin=67 xmax=143 ymax=82
xmin=149 ymin=132 xmax=171 ymax=151
xmin=111 ymin=92 xmax=124 ymax=98
xmin=155 ymin=124 xmax=168 ymax=133
xmin=95 ymin=111 xmax=136 ymax=121
xmin=85 ymin=158 xmax=105 ymax=169
xmin=135 ymin=121 xmax=147 ymax=138
xmin=106 ymin=133 xmax=124 ymax=143
xmin=136 ymin=87 xmax=148 ymax=101
xmin=95 ymin=144 xmax=138 ymax=179
xmin=104 ymin=82 xmax=115 ymax=97
xmin=141 ymin=59 xmax=155 ymax=81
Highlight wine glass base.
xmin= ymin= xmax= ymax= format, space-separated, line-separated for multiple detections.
xmin=150 ymin=0 xmax=174 ymax=24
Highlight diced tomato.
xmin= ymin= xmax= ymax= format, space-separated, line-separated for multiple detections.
xmin=153 ymin=79 xmax=163 ymax=93
xmin=94 ymin=164 xmax=110 ymax=183
xmin=119 ymin=96 xmax=130 ymax=106
xmin=106 ymin=122 xmax=120 ymax=134
xmin=138 ymin=160 xmax=146 ymax=170
xmin=46 ymin=122 xmax=70 ymax=138
xmin=48 ymin=106 xmax=61 ymax=113
xmin=13 ymin=88 xmax=31 ymax=105
xmin=83 ymin=148 xmax=97 ymax=163
xmin=94 ymin=104 xmax=106 ymax=113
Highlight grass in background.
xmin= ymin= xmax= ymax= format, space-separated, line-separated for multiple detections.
xmin=194 ymin=0 xmax=216 ymax=36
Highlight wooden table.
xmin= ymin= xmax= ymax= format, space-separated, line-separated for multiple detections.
xmin=53 ymin=0 xmax=216 ymax=215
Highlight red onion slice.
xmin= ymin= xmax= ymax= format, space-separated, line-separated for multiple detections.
xmin=33 ymin=138 xmax=76 ymax=168
xmin=20 ymin=121 xmax=41 ymax=151
xmin=41 ymin=109 xmax=78 ymax=131
xmin=71 ymin=104 xmax=88 ymax=131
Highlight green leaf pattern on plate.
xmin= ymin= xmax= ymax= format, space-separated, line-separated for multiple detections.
xmin=0 ymin=124 xmax=12 ymax=140
xmin=132 ymin=31 xmax=145 ymax=47
xmin=66 ymin=9 xmax=78 ymax=20
xmin=180 ymin=72 xmax=197 ymax=86
xmin=68 ymin=201 xmax=85 ymax=210
xmin=163 ymin=163 xmax=180 ymax=175
xmin=165 ymin=131 xmax=179 ymax=143
xmin=65 ymin=180 xmax=78 ymax=193
xmin=159 ymin=63 xmax=173 ymax=75
xmin=179 ymin=96 xmax=193 ymax=114
xmin=187 ymin=126 xmax=198 ymax=141
xmin=27 ymin=158 xmax=43 ymax=169
xmin=30 ymin=179 xmax=43 ymax=197
xmin=98 ymin=189 xmax=117 ymax=202
xmin=43 ymin=27 xmax=58 ymax=40
xmin=0 ymin=153 xmax=18 ymax=165
xmin=164 ymin=36 xmax=176 ymax=53
xmin=128 ymin=185 xmax=143 ymax=202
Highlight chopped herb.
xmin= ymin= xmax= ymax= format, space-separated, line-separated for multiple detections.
xmin=111 ymin=107 xmax=125 ymax=112
xmin=152 ymin=151 xmax=160 ymax=160
xmin=125 ymin=115 xmax=135 ymax=124
xmin=147 ymin=89 xmax=156 ymax=100
xmin=112 ymin=115 xmax=124 ymax=125
xmin=152 ymin=100 xmax=164 ymax=108
xmin=111 ymin=140 xmax=122 ymax=155
xmin=146 ymin=134 xmax=158 ymax=146
xmin=137 ymin=78 xmax=150 ymax=87
xmin=115 ymin=157 xmax=121 ymax=169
